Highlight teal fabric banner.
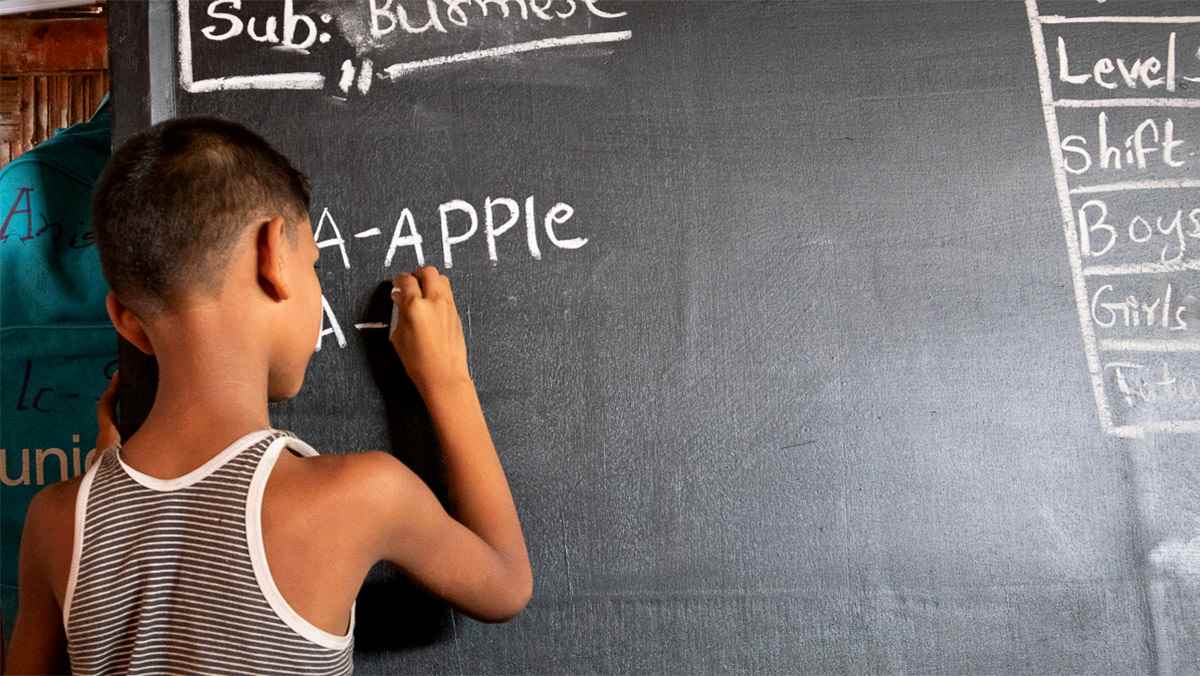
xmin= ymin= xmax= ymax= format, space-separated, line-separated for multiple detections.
xmin=0 ymin=94 xmax=116 ymax=643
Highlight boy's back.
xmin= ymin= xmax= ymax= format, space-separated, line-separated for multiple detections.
xmin=5 ymin=116 xmax=532 ymax=674
xmin=44 ymin=428 xmax=361 ymax=674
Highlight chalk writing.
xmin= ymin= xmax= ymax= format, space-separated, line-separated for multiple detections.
xmin=368 ymin=0 xmax=625 ymax=39
xmin=1077 ymin=199 xmax=1200 ymax=264
xmin=1089 ymin=282 xmax=1188 ymax=331
xmin=178 ymin=0 xmax=632 ymax=96
xmin=311 ymin=195 xmax=588 ymax=351
xmin=1056 ymin=32 xmax=1181 ymax=91
xmin=1028 ymin=1 xmax=1200 ymax=436
xmin=200 ymin=0 xmax=333 ymax=48
xmin=1059 ymin=114 xmax=1186 ymax=175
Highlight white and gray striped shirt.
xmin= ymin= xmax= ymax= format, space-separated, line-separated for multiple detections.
xmin=63 ymin=427 xmax=355 ymax=675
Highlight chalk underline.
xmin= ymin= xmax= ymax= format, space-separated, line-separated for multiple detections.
xmin=1068 ymin=179 xmax=1200 ymax=195
xmin=1055 ymin=98 xmax=1200 ymax=109
xmin=380 ymin=30 xmax=633 ymax=80
xmin=1112 ymin=421 xmax=1200 ymax=438
xmin=180 ymin=29 xmax=633 ymax=93
xmin=1099 ymin=338 xmax=1200 ymax=353
xmin=1039 ymin=15 xmax=1200 ymax=25
xmin=1083 ymin=258 xmax=1200 ymax=277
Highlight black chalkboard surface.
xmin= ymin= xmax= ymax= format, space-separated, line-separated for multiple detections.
xmin=108 ymin=0 xmax=1200 ymax=672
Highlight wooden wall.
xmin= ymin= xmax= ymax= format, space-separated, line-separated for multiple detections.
xmin=0 ymin=10 xmax=108 ymax=166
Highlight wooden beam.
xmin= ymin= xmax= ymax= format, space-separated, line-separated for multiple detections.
xmin=0 ymin=16 xmax=107 ymax=73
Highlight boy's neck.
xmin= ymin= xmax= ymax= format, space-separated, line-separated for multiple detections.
xmin=120 ymin=324 xmax=275 ymax=474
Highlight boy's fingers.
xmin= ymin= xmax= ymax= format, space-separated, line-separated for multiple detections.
xmin=98 ymin=372 xmax=119 ymax=402
xmin=427 ymin=267 xmax=454 ymax=306
xmin=392 ymin=273 xmax=421 ymax=304
xmin=415 ymin=265 xmax=443 ymax=301
xmin=97 ymin=372 xmax=119 ymax=425
xmin=440 ymin=274 xmax=458 ymax=311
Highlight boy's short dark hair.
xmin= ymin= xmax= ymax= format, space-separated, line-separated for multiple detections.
xmin=93 ymin=115 xmax=311 ymax=319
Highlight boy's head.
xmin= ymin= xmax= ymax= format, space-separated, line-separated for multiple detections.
xmin=94 ymin=115 xmax=322 ymax=401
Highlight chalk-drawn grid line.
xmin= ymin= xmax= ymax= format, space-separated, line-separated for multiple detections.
xmin=1069 ymin=179 xmax=1200 ymax=195
xmin=1027 ymin=0 xmax=1119 ymax=434
xmin=1083 ymin=258 xmax=1200 ymax=277
xmin=1057 ymin=99 xmax=1200 ymax=108
xmin=1100 ymin=339 xmax=1200 ymax=352
xmin=1039 ymin=16 xmax=1200 ymax=25
xmin=1025 ymin=2 xmax=1200 ymax=437
xmin=176 ymin=0 xmax=631 ymax=94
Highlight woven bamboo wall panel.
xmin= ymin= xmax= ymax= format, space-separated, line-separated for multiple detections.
xmin=0 ymin=70 xmax=108 ymax=166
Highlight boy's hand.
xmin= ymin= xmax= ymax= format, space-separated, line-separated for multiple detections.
xmin=390 ymin=266 xmax=471 ymax=393
xmin=96 ymin=369 xmax=121 ymax=451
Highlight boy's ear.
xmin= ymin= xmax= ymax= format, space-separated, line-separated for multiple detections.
xmin=256 ymin=215 xmax=291 ymax=302
xmin=105 ymin=291 xmax=155 ymax=355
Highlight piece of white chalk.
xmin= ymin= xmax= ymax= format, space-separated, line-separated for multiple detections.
xmin=389 ymin=299 xmax=399 ymax=335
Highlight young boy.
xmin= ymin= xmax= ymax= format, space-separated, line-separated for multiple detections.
xmin=4 ymin=116 xmax=532 ymax=675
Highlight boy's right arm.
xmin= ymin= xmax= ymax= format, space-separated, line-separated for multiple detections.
xmin=348 ymin=266 xmax=532 ymax=623
xmin=348 ymin=446 xmax=531 ymax=623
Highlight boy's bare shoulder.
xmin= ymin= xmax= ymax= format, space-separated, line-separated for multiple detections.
xmin=311 ymin=449 xmax=411 ymax=494
xmin=280 ymin=450 xmax=416 ymax=555
xmin=37 ymin=472 xmax=84 ymax=522
xmin=280 ymin=448 xmax=406 ymax=505
xmin=25 ymin=472 xmax=87 ymax=604
xmin=283 ymin=446 xmax=376 ymax=472
xmin=297 ymin=449 xmax=430 ymax=527
xmin=30 ymin=455 xmax=103 ymax=546
xmin=328 ymin=449 xmax=422 ymax=494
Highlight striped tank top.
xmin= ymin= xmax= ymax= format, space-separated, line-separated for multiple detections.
xmin=62 ymin=427 xmax=356 ymax=675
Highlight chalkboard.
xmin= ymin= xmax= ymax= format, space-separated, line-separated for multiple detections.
xmin=107 ymin=0 xmax=1200 ymax=672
